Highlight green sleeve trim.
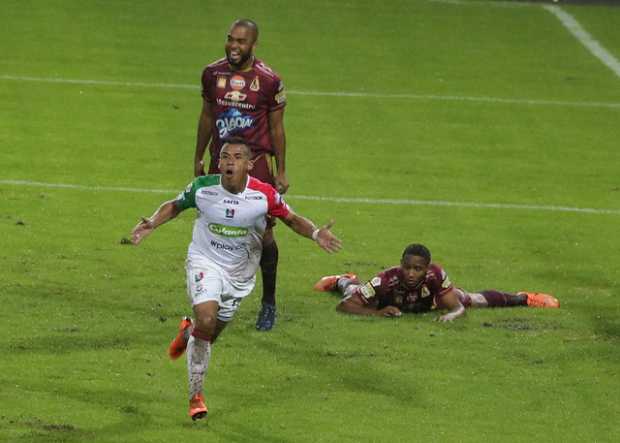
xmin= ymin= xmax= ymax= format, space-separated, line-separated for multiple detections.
xmin=175 ymin=175 xmax=221 ymax=210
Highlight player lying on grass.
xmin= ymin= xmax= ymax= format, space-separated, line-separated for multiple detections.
xmin=314 ymin=243 xmax=559 ymax=321
xmin=130 ymin=138 xmax=341 ymax=421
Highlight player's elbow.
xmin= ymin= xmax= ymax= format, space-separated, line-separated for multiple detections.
xmin=336 ymin=299 xmax=359 ymax=315
xmin=336 ymin=300 xmax=349 ymax=314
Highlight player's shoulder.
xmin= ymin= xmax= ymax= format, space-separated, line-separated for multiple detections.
xmin=246 ymin=176 xmax=276 ymax=196
xmin=204 ymin=58 xmax=229 ymax=73
xmin=426 ymin=263 xmax=448 ymax=281
xmin=253 ymin=58 xmax=283 ymax=81
xmin=193 ymin=174 xmax=222 ymax=190
xmin=247 ymin=177 xmax=289 ymax=213
xmin=378 ymin=266 xmax=402 ymax=283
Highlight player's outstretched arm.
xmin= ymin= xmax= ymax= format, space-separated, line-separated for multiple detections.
xmin=337 ymin=297 xmax=402 ymax=318
xmin=131 ymin=200 xmax=183 ymax=245
xmin=281 ymin=213 xmax=342 ymax=253
xmin=194 ymin=99 xmax=214 ymax=177
xmin=436 ymin=289 xmax=466 ymax=322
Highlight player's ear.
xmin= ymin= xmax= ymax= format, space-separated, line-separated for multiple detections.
xmin=247 ymin=159 xmax=254 ymax=171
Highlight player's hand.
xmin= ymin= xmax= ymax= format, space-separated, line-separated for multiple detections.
xmin=275 ymin=172 xmax=289 ymax=194
xmin=194 ymin=160 xmax=205 ymax=177
xmin=378 ymin=306 xmax=402 ymax=318
xmin=131 ymin=217 xmax=155 ymax=245
xmin=437 ymin=313 xmax=457 ymax=322
xmin=315 ymin=220 xmax=342 ymax=253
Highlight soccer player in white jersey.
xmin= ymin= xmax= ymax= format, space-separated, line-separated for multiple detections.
xmin=130 ymin=138 xmax=341 ymax=420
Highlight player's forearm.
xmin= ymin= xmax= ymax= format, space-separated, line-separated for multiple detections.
xmin=336 ymin=299 xmax=382 ymax=317
xmin=268 ymin=110 xmax=286 ymax=174
xmin=440 ymin=304 xmax=466 ymax=322
xmin=282 ymin=213 xmax=316 ymax=240
xmin=271 ymin=127 xmax=286 ymax=174
xmin=148 ymin=200 xmax=182 ymax=229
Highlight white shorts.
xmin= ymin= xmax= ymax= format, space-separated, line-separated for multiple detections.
xmin=185 ymin=256 xmax=256 ymax=322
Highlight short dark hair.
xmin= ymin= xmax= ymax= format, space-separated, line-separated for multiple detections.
xmin=402 ymin=243 xmax=431 ymax=264
xmin=232 ymin=18 xmax=259 ymax=42
xmin=221 ymin=137 xmax=251 ymax=156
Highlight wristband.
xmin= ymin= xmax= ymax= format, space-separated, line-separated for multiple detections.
xmin=311 ymin=228 xmax=320 ymax=241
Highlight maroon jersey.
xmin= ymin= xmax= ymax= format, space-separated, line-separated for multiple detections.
xmin=356 ymin=264 xmax=454 ymax=313
xmin=201 ymin=57 xmax=286 ymax=159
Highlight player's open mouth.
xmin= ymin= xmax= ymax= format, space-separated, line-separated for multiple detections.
xmin=224 ymin=168 xmax=234 ymax=176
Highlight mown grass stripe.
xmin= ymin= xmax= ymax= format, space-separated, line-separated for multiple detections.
xmin=1 ymin=74 xmax=618 ymax=109
xmin=2 ymin=179 xmax=618 ymax=216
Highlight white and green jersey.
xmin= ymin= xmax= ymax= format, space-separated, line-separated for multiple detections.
xmin=175 ymin=175 xmax=291 ymax=282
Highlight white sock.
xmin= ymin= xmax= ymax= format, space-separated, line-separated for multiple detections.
xmin=186 ymin=335 xmax=211 ymax=399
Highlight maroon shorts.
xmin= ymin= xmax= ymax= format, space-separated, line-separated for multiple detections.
xmin=208 ymin=152 xmax=277 ymax=228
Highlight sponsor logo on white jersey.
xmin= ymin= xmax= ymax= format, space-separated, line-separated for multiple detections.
xmin=208 ymin=223 xmax=248 ymax=237
xmin=210 ymin=240 xmax=245 ymax=251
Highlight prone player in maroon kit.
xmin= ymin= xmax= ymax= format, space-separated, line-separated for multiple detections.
xmin=194 ymin=19 xmax=288 ymax=331
xmin=314 ymin=243 xmax=559 ymax=321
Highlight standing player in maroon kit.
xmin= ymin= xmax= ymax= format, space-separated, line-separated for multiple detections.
xmin=314 ymin=244 xmax=560 ymax=320
xmin=194 ymin=19 xmax=287 ymax=331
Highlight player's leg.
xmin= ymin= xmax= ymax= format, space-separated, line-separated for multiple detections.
xmin=465 ymin=290 xmax=528 ymax=308
xmin=256 ymin=225 xmax=278 ymax=331
xmin=182 ymin=261 xmax=232 ymax=420
xmin=313 ymin=273 xmax=360 ymax=295
xmin=456 ymin=289 xmax=559 ymax=310
xmin=252 ymin=154 xmax=280 ymax=331
xmin=168 ymin=316 xmax=193 ymax=360
xmin=187 ymin=300 xmax=219 ymax=421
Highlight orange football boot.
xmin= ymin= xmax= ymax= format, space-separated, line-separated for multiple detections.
xmin=313 ymin=273 xmax=358 ymax=292
xmin=519 ymin=292 xmax=560 ymax=308
xmin=168 ymin=317 xmax=192 ymax=360
xmin=189 ymin=393 xmax=208 ymax=421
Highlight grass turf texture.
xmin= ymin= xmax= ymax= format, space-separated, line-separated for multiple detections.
xmin=1 ymin=0 xmax=619 ymax=441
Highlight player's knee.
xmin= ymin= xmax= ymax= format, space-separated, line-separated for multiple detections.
xmin=468 ymin=293 xmax=487 ymax=308
xmin=194 ymin=314 xmax=218 ymax=335
xmin=343 ymin=284 xmax=360 ymax=298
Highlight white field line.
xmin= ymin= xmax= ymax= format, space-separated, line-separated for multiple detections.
xmin=1 ymin=74 xmax=619 ymax=109
xmin=1 ymin=179 xmax=619 ymax=216
xmin=428 ymin=0 xmax=532 ymax=8
xmin=430 ymin=0 xmax=620 ymax=80
xmin=543 ymin=4 xmax=620 ymax=79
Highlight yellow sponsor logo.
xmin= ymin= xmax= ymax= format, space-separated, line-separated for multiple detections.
xmin=250 ymin=77 xmax=260 ymax=91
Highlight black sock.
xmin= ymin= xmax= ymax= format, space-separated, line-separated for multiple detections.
xmin=260 ymin=241 xmax=278 ymax=306
xmin=337 ymin=277 xmax=358 ymax=296
xmin=481 ymin=290 xmax=527 ymax=307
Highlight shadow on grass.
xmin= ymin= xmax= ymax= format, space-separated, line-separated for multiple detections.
xmin=591 ymin=313 xmax=620 ymax=341
xmin=230 ymin=325 xmax=424 ymax=407
xmin=4 ymin=384 xmax=161 ymax=442
xmin=4 ymin=333 xmax=134 ymax=355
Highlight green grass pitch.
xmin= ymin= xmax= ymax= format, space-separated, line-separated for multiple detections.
xmin=1 ymin=0 xmax=619 ymax=441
